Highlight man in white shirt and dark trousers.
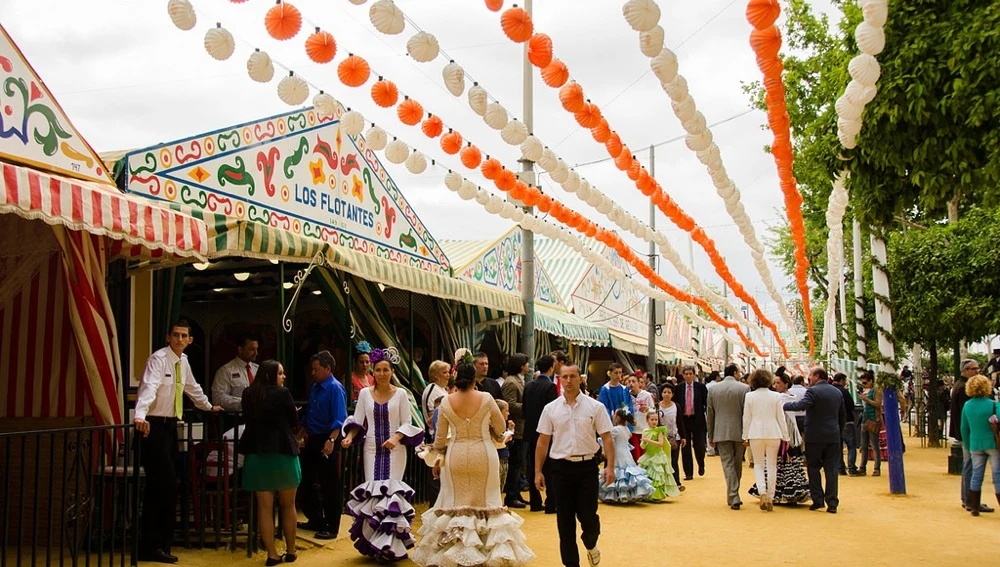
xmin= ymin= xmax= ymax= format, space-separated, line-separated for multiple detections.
xmin=211 ymin=334 xmax=259 ymax=411
xmin=535 ymin=364 xmax=615 ymax=567
xmin=133 ymin=321 xmax=222 ymax=563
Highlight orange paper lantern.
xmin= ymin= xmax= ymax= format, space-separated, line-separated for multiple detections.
xmin=265 ymin=2 xmax=302 ymax=41
xmin=537 ymin=194 xmax=552 ymax=213
xmin=481 ymin=157 xmax=503 ymax=180
xmin=575 ymin=103 xmax=602 ymax=129
xmin=750 ymin=26 xmax=782 ymax=60
xmin=421 ymin=114 xmax=444 ymax=138
xmin=441 ymin=130 xmax=463 ymax=155
xmin=591 ymin=119 xmax=611 ymax=144
xmin=371 ymin=79 xmax=399 ymax=108
xmin=397 ymin=97 xmax=423 ymax=126
xmin=496 ymin=169 xmax=518 ymax=192
xmin=605 ymin=132 xmax=622 ymax=158
xmin=559 ymin=82 xmax=586 ymax=113
xmin=746 ymin=0 xmax=781 ymax=30
xmin=305 ymin=29 xmax=337 ymax=63
xmin=509 ymin=182 xmax=527 ymax=201
xmin=527 ymin=33 xmax=553 ymax=68
xmin=627 ymin=159 xmax=642 ymax=181
xmin=585 ymin=224 xmax=597 ymax=238
xmin=541 ymin=59 xmax=569 ymax=88
xmin=485 ymin=0 xmax=504 ymax=11
xmin=522 ymin=188 xmax=541 ymax=207
xmin=501 ymin=6 xmax=534 ymax=43
xmin=460 ymin=144 xmax=482 ymax=169
xmin=757 ymin=55 xmax=783 ymax=78
xmin=614 ymin=148 xmax=632 ymax=171
xmin=338 ymin=54 xmax=370 ymax=87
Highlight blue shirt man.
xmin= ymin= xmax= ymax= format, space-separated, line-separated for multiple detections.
xmin=302 ymin=372 xmax=347 ymax=436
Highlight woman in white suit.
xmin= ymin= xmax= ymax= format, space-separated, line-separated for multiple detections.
xmin=742 ymin=369 xmax=789 ymax=511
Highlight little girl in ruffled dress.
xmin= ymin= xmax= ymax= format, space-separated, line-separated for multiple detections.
xmin=637 ymin=410 xmax=682 ymax=501
xmin=598 ymin=409 xmax=656 ymax=503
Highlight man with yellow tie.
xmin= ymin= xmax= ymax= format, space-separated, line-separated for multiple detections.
xmin=134 ymin=320 xmax=222 ymax=563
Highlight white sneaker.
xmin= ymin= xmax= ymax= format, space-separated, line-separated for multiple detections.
xmin=586 ymin=546 xmax=601 ymax=566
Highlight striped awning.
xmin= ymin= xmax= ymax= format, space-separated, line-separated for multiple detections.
xmin=514 ymin=305 xmax=610 ymax=347
xmin=609 ymin=330 xmax=681 ymax=365
xmin=0 ymin=161 xmax=209 ymax=260
xmin=534 ymin=236 xmax=606 ymax=309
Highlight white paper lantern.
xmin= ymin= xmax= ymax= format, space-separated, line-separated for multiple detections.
xmin=277 ymin=73 xmax=309 ymax=106
xmin=341 ymin=110 xmax=365 ymax=136
xmin=640 ymin=26 xmax=664 ymax=58
xmin=204 ymin=25 xmax=235 ymax=61
xmin=313 ymin=92 xmax=338 ymax=117
xmin=662 ymin=76 xmax=688 ymax=101
xmin=468 ymin=84 xmax=488 ymax=116
xmin=405 ymin=150 xmax=427 ymax=174
xmin=682 ymin=112 xmax=708 ymax=136
xmin=364 ymin=125 xmax=388 ymax=150
xmin=444 ymin=171 xmax=463 ymax=191
xmin=247 ymin=50 xmax=274 ymax=83
xmin=848 ymin=54 xmax=881 ymax=87
xmin=500 ymin=120 xmax=528 ymax=145
xmin=475 ymin=189 xmax=490 ymax=206
xmin=500 ymin=202 xmax=517 ymax=219
xmin=509 ymin=206 xmax=525 ymax=222
xmin=563 ymin=170 xmax=581 ymax=193
xmin=855 ymin=22 xmax=885 ymax=55
xmin=520 ymin=136 xmax=543 ymax=161
xmin=838 ymin=129 xmax=857 ymax=149
xmin=370 ymin=0 xmax=405 ymax=35
xmin=484 ymin=103 xmax=509 ymax=130
xmin=834 ymin=95 xmax=862 ymax=121
xmin=862 ymin=0 xmax=888 ymax=27
xmin=520 ymin=215 xmax=536 ymax=231
xmin=684 ymin=131 xmax=713 ymax=152
xmin=407 ymin=31 xmax=439 ymax=62
xmin=458 ymin=181 xmax=478 ymax=200
xmin=385 ymin=139 xmax=409 ymax=164
xmin=609 ymin=206 xmax=623 ymax=224
xmin=168 ymin=0 xmax=196 ymax=31
xmin=623 ymin=0 xmax=661 ymax=33
xmin=845 ymin=80 xmax=877 ymax=106
xmin=348 ymin=0 xmax=368 ymax=4
xmin=485 ymin=195 xmax=504 ymax=215
xmin=838 ymin=117 xmax=862 ymax=138
xmin=537 ymin=148 xmax=558 ymax=171
xmin=577 ymin=180 xmax=592 ymax=201
xmin=596 ymin=199 xmax=613 ymax=215
xmin=550 ymin=163 xmax=569 ymax=184
xmin=650 ymin=48 xmax=679 ymax=83
xmin=442 ymin=61 xmax=465 ymax=96
xmin=671 ymin=97 xmax=697 ymax=122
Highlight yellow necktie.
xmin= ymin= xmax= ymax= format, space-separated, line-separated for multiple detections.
xmin=174 ymin=360 xmax=184 ymax=418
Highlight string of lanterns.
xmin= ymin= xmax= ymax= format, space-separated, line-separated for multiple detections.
xmin=619 ymin=0 xmax=802 ymax=357
xmin=745 ymin=0 xmax=814 ymax=356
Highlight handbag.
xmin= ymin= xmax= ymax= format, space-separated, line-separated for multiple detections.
xmin=990 ymin=403 xmax=1000 ymax=451
xmin=863 ymin=418 xmax=880 ymax=434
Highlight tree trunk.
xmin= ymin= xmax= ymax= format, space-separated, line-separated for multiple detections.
xmin=927 ymin=344 xmax=942 ymax=448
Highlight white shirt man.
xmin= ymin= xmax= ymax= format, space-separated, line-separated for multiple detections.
xmin=135 ymin=346 xmax=215 ymax=421
xmin=211 ymin=337 xmax=259 ymax=411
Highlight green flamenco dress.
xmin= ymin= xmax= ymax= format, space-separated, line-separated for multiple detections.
xmin=636 ymin=426 xmax=681 ymax=500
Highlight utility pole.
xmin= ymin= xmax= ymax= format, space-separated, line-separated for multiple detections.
xmin=518 ymin=0 xmax=535 ymax=363
xmin=647 ymin=145 xmax=657 ymax=374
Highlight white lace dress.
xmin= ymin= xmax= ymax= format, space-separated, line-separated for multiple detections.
xmin=410 ymin=393 xmax=535 ymax=567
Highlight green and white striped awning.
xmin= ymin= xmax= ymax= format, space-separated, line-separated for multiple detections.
xmin=609 ymin=330 xmax=681 ymax=365
xmin=533 ymin=237 xmax=605 ymax=309
xmin=514 ymin=305 xmax=610 ymax=347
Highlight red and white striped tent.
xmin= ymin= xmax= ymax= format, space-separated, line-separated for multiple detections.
xmin=0 ymin=24 xmax=208 ymax=427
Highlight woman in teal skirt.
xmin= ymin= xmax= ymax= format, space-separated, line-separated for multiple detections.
xmin=239 ymin=360 xmax=301 ymax=565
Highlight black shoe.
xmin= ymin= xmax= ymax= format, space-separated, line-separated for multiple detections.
xmin=266 ymin=558 xmax=283 ymax=566
xmin=809 ymin=503 xmax=825 ymax=511
xmin=980 ymin=503 xmax=995 ymax=513
xmin=283 ymin=553 xmax=297 ymax=563
xmin=529 ymin=505 xmax=544 ymax=512
xmin=698 ymin=468 xmax=705 ymax=477
xmin=314 ymin=531 xmax=336 ymax=540
xmin=544 ymin=508 xmax=557 ymax=514
xmin=296 ymin=521 xmax=325 ymax=531
xmin=505 ymin=498 xmax=527 ymax=509
xmin=683 ymin=475 xmax=693 ymax=481
xmin=827 ymin=507 xmax=838 ymax=514
xmin=848 ymin=470 xmax=863 ymax=477
xmin=137 ymin=550 xmax=178 ymax=564
xmin=730 ymin=503 xmax=741 ymax=510
xmin=163 ymin=552 xmax=178 ymax=562
xmin=839 ymin=470 xmax=847 ymax=476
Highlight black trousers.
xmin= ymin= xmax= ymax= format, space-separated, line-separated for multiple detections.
xmin=550 ymin=458 xmax=600 ymax=567
xmin=679 ymin=415 xmax=706 ymax=477
xmin=298 ymin=434 xmax=342 ymax=534
xmin=504 ymin=438 xmax=525 ymax=501
xmin=139 ymin=417 xmax=179 ymax=553
xmin=804 ymin=441 xmax=840 ymax=509
xmin=670 ymin=441 xmax=683 ymax=485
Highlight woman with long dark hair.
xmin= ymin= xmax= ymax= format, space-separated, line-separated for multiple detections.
xmin=239 ymin=360 xmax=300 ymax=565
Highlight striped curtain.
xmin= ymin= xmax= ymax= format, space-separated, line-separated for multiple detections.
xmin=614 ymin=349 xmax=636 ymax=373
xmin=534 ymin=331 xmax=552 ymax=361
xmin=569 ymin=344 xmax=591 ymax=376
xmin=435 ymin=299 xmax=459 ymax=362
xmin=153 ymin=266 xmax=185 ymax=339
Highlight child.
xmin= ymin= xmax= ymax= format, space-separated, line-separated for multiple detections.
xmin=495 ymin=399 xmax=515 ymax=490
xmin=637 ymin=410 xmax=682 ymax=500
xmin=598 ymin=409 xmax=655 ymax=503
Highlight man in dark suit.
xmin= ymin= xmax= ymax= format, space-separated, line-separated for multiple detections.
xmin=473 ymin=351 xmax=503 ymax=399
xmin=831 ymin=373 xmax=859 ymax=476
xmin=524 ymin=354 xmax=559 ymax=512
xmin=673 ymin=365 xmax=708 ymax=480
xmin=784 ymin=367 xmax=848 ymax=513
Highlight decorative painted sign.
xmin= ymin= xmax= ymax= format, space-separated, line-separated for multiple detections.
xmin=454 ymin=228 xmax=566 ymax=309
xmin=0 ymin=25 xmax=112 ymax=184
xmin=124 ymin=106 xmax=450 ymax=274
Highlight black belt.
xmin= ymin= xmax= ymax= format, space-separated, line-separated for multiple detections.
xmin=146 ymin=416 xmax=179 ymax=423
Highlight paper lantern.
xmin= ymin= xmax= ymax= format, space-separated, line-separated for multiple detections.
xmin=407 ymin=31 xmax=440 ymax=62
xmin=838 ymin=129 xmax=857 ymax=149
xmin=520 ymin=136 xmax=543 ymax=161
xmin=750 ymin=26 xmax=782 ymax=60
xmin=684 ymin=131 xmax=713 ymax=152
xmin=848 ymin=54 xmax=880 ymax=87
xmin=421 ymin=114 xmax=443 ymax=138
xmin=397 ymin=97 xmax=424 ymax=126
xmin=338 ymin=54 xmax=371 ymax=87
xmin=485 ymin=195 xmax=504 ymax=215
xmin=484 ymin=103 xmax=508 ymax=130
xmin=341 ymin=110 xmax=365 ymax=136
xmin=623 ymin=0 xmax=660 ymax=33
xmin=845 ymin=80 xmax=876 ymax=105
xmin=501 ymin=6 xmax=533 ymax=43
xmin=662 ymin=76 xmax=688 ymax=101
xmin=681 ymin=112 xmax=707 ymax=135
xmin=863 ymin=0 xmax=888 ymax=27
xmin=304 ymin=29 xmax=337 ymax=63
xmin=204 ymin=25 xmax=235 ymax=61
xmin=485 ymin=0 xmax=504 ymax=12
xmin=541 ymin=59 xmax=569 ymax=88
xmin=650 ymin=48 xmax=679 ymax=83
xmin=757 ymin=55 xmax=784 ymax=78
xmin=834 ymin=94 xmax=863 ymax=121
xmin=855 ymin=22 xmax=885 ymax=55
xmin=460 ymin=145 xmax=482 ymax=168
xmin=313 ymin=92 xmax=338 ymax=117
xmin=527 ymin=33 xmax=553 ymax=68
xmin=277 ymin=72 xmax=309 ymax=106
xmin=370 ymin=0 xmax=405 ymax=35
xmin=590 ymin=119 xmax=610 ymax=143
xmin=671 ymin=96 xmax=696 ymax=123
xmin=440 ymin=130 xmax=463 ymax=154
xmin=371 ymin=79 xmax=399 ymax=107
xmin=537 ymin=148 xmax=558 ymax=171
xmin=500 ymin=119 xmax=528 ymax=145
xmin=746 ymin=0 xmax=780 ymax=30
xmin=605 ymin=132 xmax=622 ymax=158
xmin=168 ymin=0 xmax=196 ymax=31
xmin=442 ymin=61 xmax=465 ymax=96
xmin=550 ymin=163 xmax=569 ymax=184
xmin=576 ymin=180 xmax=592 ymax=200
xmin=468 ymin=84 xmax=488 ymax=116
xmin=481 ymin=158 xmax=503 ymax=180
xmin=640 ymin=26 xmax=664 ymax=58
xmin=247 ymin=50 xmax=275 ymax=83
xmin=837 ymin=117 xmax=863 ymax=139
xmin=559 ymin=82 xmax=586 ymax=113
xmin=385 ymin=138 xmax=409 ymax=164
xmin=364 ymin=125 xmax=388 ymax=150
xmin=574 ymin=103 xmax=602 ymax=128
xmin=496 ymin=169 xmax=517 ymax=192
xmin=405 ymin=150 xmax=427 ymax=174
xmin=266 ymin=2 xmax=302 ymax=41
xmin=458 ymin=181 xmax=478 ymax=200
xmin=614 ymin=147 xmax=632 ymax=170
xmin=444 ymin=171 xmax=463 ymax=191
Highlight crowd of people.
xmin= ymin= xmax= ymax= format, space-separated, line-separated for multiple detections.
xmin=131 ymin=319 xmax=1000 ymax=567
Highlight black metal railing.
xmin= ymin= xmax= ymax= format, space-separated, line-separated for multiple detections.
xmin=1 ymin=424 xmax=140 ymax=567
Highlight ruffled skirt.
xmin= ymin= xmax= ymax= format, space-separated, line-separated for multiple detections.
xmin=346 ymin=479 xmax=416 ymax=562
xmin=636 ymin=451 xmax=681 ymax=500
xmin=748 ymin=455 xmax=810 ymax=504
xmin=410 ymin=506 xmax=535 ymax=567
xmin=598 ymin=464 xmax=655 ymax=503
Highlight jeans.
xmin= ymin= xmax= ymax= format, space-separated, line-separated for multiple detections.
xmin=840 ymin=423 xmax=857 ymax=472
xmin=962 ymin=443 xmax=972 ymax=505
xmin=860 ymin=421 xmax=881 ymax=472
xmin=969 ymin=449 xmax=1000 ymax=492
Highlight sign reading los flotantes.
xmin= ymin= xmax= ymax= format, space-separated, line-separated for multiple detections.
xmin=124 ymin=106 xmax=450 ymax=274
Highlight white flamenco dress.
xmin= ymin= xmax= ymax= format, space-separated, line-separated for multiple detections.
xmin=343 ymin=387 xmax=425 ymax=562
xmin=410 ymin=393 xmax=535 ymax=567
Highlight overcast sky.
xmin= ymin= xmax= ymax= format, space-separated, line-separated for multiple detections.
xmin=1 ymin=0 xmax=844 ymax=345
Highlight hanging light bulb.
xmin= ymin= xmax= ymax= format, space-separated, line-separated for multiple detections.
xmin=283 ymin=282 xmax=294 ymax=289
xmin=233 ymin=272 xmax=251 ymax=282
xmin=193 ymin=262 xmax=211 ymax=271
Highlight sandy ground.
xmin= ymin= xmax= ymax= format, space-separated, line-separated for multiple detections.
xmin=171 ymin=437 xmax=997 ymax=567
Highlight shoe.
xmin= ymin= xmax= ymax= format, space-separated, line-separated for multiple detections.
xmin=765 ymin=495 xmax=774 ymax=512
xmin=979 ymin=503 xmax=995 ymax=513
xmin=505 ymin=498 xmax=527 ymax=509
xmin=683 ymin=475 xmax=693 ymax=481
xmin=314 ymin=531 xmax=336 ymax=540
xmin=296 ymin=521 xmax=324 ymax=531
xmin=848 ymin=470 xmax=863 ymax=477
xmin=839 ymin=469 xmax=847 ymax=476
xmin=809 ymin=502 xmax=825 ymax=511
xmin=283 ymin=553 xmax=297 ymax=563
xmin=529 ymin=505 xmax=543 ymax=512
xmin=759 ymin=494 xmax=767 ymax=511
xmin=730 ymin=503 xmax=741 ymax=510
xmin=968 ymin=490 xmax=981 ymax=517
xmin=137 ymin=550 xmax=178 ymax=564
xmin=586 ymin=546 xmax=601 ymax=566
xmin=678 ymin=485 xmax=686 ymax=492
xmin=544 ymin=508 xmax=557 ymax=514
xmin=163 ymin=552 xmax=178 ymax=562
xmin=266 ymin=558 xmax=283 ymax=566
xmin=698 ymin=467 xmax=705 ymax=476
xmin=827 ymin=507 xmax=837 ymax=514
xmin=872 ymin=469 xmax=881 ymax=477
